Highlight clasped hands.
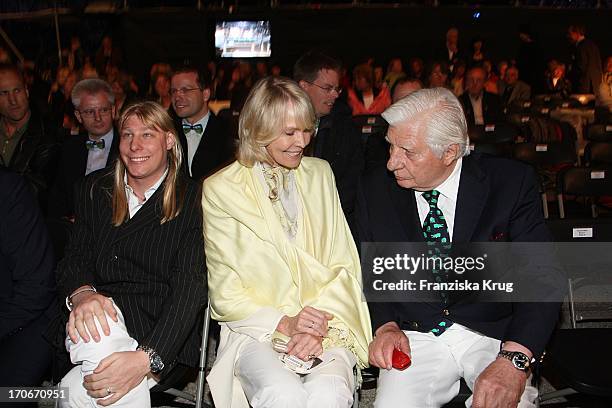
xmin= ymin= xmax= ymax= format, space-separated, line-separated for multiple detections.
xmin=67 ymin=288 xmax=151 ymax=405
xmin=276 ymin=306 xmax=333 ymax=361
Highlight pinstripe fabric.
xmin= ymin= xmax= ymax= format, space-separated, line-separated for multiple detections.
xmin=56 ymin=168 xmax=207 ymax=373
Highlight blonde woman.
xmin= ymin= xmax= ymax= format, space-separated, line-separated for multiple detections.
xmin=57 ymin=101 xmax=206 ymax=407
xmin=203 ymin=76 xmax=372 ymax=408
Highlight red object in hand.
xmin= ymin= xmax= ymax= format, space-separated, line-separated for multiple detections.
xmin=392 ymin=348 xmax=411 ymax=370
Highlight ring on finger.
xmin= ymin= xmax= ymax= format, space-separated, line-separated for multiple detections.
xmin=309 ymin=321 xmax=315 ymax=329
xmin=106 ymin=386 xmax=113 ymax=396
xmin=307 ymin=354 xmax=316 ymax=360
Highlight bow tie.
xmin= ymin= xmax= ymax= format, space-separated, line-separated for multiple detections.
xmin=183 ymin=123 xmax=204 ymax=134
xmin=86 ymin=139 xmax=105 ymax=150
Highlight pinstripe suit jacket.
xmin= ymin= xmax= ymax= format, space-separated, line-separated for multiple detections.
xmin=56 ymin=168 xmax=207 ymax=373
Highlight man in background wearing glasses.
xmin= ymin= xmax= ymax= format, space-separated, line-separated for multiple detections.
xmin=170 ymin=66 xmax=233 ymax=181
xmin=49 ymin=78 xmax=118 ymax=220
xmin=294 ymin=51 xmax=364 ymax=237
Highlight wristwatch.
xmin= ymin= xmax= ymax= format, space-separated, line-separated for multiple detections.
xmin=497 ymin=350 xmax=533 ymax=373
xmin=138 ymin=345 xmax=165 ymax=374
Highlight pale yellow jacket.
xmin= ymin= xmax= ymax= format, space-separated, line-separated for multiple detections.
xmin=202 ymin=158 xmax=372 ymax=408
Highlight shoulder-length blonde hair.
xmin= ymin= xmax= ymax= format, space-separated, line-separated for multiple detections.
xmin=237 ymin=76 xmax=316 ymax=167
xmin=112 ymin=100 xmax=185 ymax=226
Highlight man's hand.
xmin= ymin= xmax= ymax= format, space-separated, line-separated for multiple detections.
xmin=369 ymin=321 xmax=410 ymax=370
xmin=83 ymin=350 xmax=150 ymax=406
xmin=286 ymin=332 xmax=324 ymax=361
xmin=472 ymin=358 xmax=528 ymax=408
xmin=67 ymin=290 xmax=118 ymax=343
xmin=276 ymin=306 xmax=334 ymax=338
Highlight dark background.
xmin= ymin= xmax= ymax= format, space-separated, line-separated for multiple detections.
xmin=1 ymin=4 xmax=610 ymax=88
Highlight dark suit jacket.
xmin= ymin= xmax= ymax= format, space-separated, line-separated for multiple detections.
xmin=48 ymin=131 xmax=119 ymax=218
xmin=0 ymin=169 xmax=55 ymax=339
xmin=176 ymin=112 xmax=235 ymax=182
xmin=56 ymin=169 xmax=207 ymax=373
xmin=459 ymin=91 xmax=504 ymax=128
xmin=357 ymin=154 xmax=560 ymax=358
xmin=313 ymin=100 xmax=364 ymax=234
xmin=572 ymin=38 xmax=603 ymax=94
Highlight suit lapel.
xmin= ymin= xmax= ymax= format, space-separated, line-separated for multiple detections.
xmin=106 ymin=128 xmax=120 ymax=166
xmin=453 ymin=155 xmax=488 ymax=243
xmin=111 ymin=186 xmax=163 ymax=245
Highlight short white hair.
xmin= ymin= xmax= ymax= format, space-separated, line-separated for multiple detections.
xmin=381 ymin=87 xmax=470 ymax=159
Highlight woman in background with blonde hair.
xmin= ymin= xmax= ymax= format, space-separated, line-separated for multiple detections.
xmin=203 ymin=76 xmax=372 ymax=408
xmin=57 ymin=101 xmax=206 ymax=407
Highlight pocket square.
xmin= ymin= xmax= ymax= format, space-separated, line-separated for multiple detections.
xmin=490 ymin=231 xmax=506 ymax=241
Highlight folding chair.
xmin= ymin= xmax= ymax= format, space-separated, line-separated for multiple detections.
xmin=539 ymin=274 xmax=612 ymax=403
xmin=586 ymin=124 xmax=612 ymax=142
xmin=161 ymin=299 xmax=212 ymax=408
xmin=584 ymin=142 xmax=612 ymax=166
xmin=556 ymin=166 xmax=612 ymax=218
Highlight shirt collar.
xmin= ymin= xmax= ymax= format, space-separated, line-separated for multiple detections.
xmin=90 ymin=128 xmax=114 ymax=144
xmin=418 ymin=157 xmax=463 ymax=202
xmin=124 ymin=167 xmax=168 ymax=202
xmin=182 ymin=112 xmax=210 ymax=132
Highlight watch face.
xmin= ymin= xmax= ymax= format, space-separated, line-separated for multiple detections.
xmin=150 ymin=354 xmax=164 ymax=373
xmin=512 ymin=353 xmax=529 ymax=369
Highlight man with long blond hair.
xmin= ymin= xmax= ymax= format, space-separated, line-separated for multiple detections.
xmin=56 ymin=101 xmax=206 ymax=407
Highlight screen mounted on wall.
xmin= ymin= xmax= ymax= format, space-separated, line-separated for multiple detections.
xmin=215 ymin=20 xmax=271 ymax=58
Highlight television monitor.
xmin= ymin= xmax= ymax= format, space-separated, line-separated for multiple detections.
xmin=215 ymin=20 xmax=271 ymax=58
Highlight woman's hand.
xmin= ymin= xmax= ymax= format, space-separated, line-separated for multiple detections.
xmin=82 ymin=350 xmax=150 ymax=406
xmin=67 ymin=290 xmax=118 ymax=343
xmin=286 ymin=333 xmax=323 ymax=361
xmin=276 ymin=306 xmax=333 ymax=338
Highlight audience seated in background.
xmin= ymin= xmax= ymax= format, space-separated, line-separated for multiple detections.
xmin=391 ymin=77 xmax=423 ymax=103
xmin=408 ymin=57 xmax=425 ymax=82
xmin=499 ymin=66 xmax=532 ymax=108
xmin=0 ymin=169 xmax=55 ymax=395
xmin=468 ymin=37 xmax=485 ymax=67
xmin=347 ymin=63 xmax=391 ymax=115
xmin=544 ymin=60 xmax=572 ymax=98
xmin=459 ymin=66 xmax=504 ymax=128
xmin=482 ymin=60 xmax=500 ymax=94
xmin=451 ymin=60 xmax=466 ymax=96
xmin=435 ymin=27 xmax=463 ymax=73
xmin=57 ymin=101 xmax=207 ymax=408
xmin=202 ymin=77 xmax=372 ymax=408
xmin=49 ymin=78 xmax=118 ymax=219
xmin=427 ymin=61 xmax=450 ymax=89
xmin=384 ymin=57 xmax=405 ymax=90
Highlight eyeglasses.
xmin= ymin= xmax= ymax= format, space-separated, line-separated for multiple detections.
xmin=169 ymin=87 xmax=202 ymax=96
xmin=78 ymin=106 xmax=113 ymax=118
xmin=304 ymin=81 xmax=342 ymax=95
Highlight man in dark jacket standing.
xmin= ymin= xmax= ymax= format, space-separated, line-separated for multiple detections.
xmin=568 ymin=24 xmax=603 ymax=94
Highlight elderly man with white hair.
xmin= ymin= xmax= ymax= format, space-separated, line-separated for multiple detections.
xmin=357 ymin=88 xmax=560 ymax=407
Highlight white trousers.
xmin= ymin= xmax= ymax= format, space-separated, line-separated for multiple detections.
xmin=374 ymin=323 xmax=538 ymax=408
xmin=235 ymin=338 xmax=357 ymax=408
xmin=59 ymin=304 xmax=155 ymax=408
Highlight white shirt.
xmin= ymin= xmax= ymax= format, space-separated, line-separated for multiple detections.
xmin=124 ymin=169 xmax=168 ymax=218
xmin=182 ymin=112 xmax=210 ymax=176
xmin=85 ymin=130 xmax=114 ymax=175
xmin=469 ymin=93 xmax=485 ymax=125
xmin=415 ymin=158 xmax=463 ymax=241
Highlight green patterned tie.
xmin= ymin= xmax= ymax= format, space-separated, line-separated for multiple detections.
xmin=421 ymin=190 xmax=453 ymax=336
